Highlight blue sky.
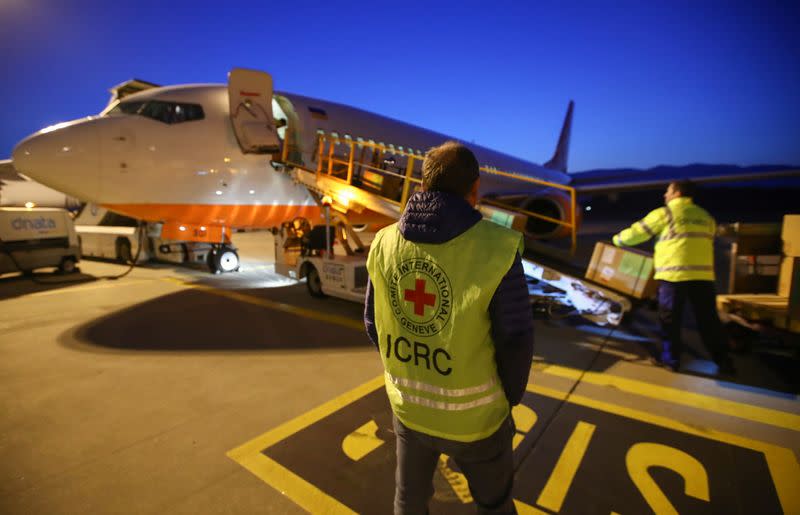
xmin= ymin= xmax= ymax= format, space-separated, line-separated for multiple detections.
xmin=1 ymin=0 xmax=798 ymax=171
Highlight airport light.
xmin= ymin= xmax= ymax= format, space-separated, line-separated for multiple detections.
xmin=25 ymin=202 xmax=35 ymax=209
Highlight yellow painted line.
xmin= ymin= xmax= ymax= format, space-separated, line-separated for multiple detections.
xmin=514 ymin=499 xmax=550 ymax=515
xmin=227 ymin=376 xmax=384 ymax=514
xmin=163 ymin=277 xmax=363 ymax=331
xmin=541 ymin=364 xmax=800 ymax=432
xmin=235 ymin=453 xmax=356 ymax=514
xmin=28 ymin=278 xmax=152 ymax=298
xmin=528 ymin=384 xmax=800 ymax=515
xmin=536 ymin=421 xmax=596 ymax=512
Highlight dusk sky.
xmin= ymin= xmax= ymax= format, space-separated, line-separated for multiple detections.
xmin=1 ymin=1 xmax=798 ymax=172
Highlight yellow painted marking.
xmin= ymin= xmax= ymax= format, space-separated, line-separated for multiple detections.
xmin=236 ymin=452 xmax=356 ymax=514
xmin=438 ymin=454 xmax=473 ymax=503
xmin=342 ymin=419 xmax=385 ymax=461
xmin=626 ymin=443 xmax=710 ymax=515
xmin=28 ymin=278 xmax=151 ymax=298
xmin=512 ymin=403 xmax=538 ymax=450
xmin=536 ymin=421 xmax=596 ymax=512
xmin=528 ymin=384 xmax=800 ymax=515
xmin=541 ymin=364 xmax=800 ymax=431
xmin=227 ymin=376 xmax=383 ymax=514
xmin=514 ymin=499 xmax=550 ymax=515
xmin=164 ymin=277 xmax=363 ymax=331
xmin=226 ymin=373 xmax=800 ymax=514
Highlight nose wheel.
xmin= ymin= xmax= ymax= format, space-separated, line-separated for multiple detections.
xmin=207 ymin=245 xmax=240 ymax=274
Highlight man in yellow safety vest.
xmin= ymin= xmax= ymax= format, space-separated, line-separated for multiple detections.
xmin=365 ymin=141 xmax=534 ymax=514
xmin=612 ymin=180 xmax=735 ymax=375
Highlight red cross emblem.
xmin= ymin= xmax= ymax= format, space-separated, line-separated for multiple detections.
xmin=404 ymin=279 xmax=436 ymax=316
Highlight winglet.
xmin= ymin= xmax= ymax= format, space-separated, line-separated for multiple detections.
xmin=543 ymin=100 xmax=574 ymax=173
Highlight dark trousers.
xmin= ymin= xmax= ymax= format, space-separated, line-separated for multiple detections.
xmin=657 ymin=280 xmax=728 ymax=365
xmin=393 ymin=415 xmax=517 ymax=515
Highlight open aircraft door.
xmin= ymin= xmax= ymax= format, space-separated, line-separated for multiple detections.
xmin=228 ymin=68 xmax=280 ymax=154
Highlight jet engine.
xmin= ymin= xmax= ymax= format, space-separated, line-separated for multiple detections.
xmin=483 ymin=188 xmax=581 ymax=240
xmin=519 ymin=188 xmax=581 ymax=239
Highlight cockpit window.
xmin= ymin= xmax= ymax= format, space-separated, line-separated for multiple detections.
xmin=107 ymin=100 xmax=204 ymax=124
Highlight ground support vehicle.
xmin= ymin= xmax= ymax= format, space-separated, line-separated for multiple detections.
xmin=0 ymin=207 xmax=80 ymax=275
xmin=274 ymin=210 xmax=632 ymax=326
xmin=716 ymin=220 xmax=800 ymax=355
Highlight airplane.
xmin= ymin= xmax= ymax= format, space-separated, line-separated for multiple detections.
xmin=9 ymin=68 xmax=799 ymax=273
xmin=9 ymin=68 xmax=576 ymax=273
xmin=0 ymin=160 xmax=81 ymax=211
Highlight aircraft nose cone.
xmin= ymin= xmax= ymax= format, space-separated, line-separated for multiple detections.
xmin=10 ymin=119 xmax=100 ymax=201
xmin=11 ymin=137 xmax=36 ymax=176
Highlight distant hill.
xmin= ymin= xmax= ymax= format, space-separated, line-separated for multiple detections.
xmin=571 ymin=164 xmax=800 ymax=189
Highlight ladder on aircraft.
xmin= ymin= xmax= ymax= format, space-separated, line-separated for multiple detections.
xmin=278 ymin=132 xmax=579 ymax=254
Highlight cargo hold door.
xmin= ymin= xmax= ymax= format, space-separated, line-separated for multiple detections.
xmin=228 ymin=68 xmax=280 ymax=154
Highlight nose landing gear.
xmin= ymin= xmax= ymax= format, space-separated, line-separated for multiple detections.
xmin=207 ymin=244 xmax=240 ymax=274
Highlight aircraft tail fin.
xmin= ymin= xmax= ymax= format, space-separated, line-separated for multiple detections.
xmin=543 ymin=100 xmax=574 ymax=173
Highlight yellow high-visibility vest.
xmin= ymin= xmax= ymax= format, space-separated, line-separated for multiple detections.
xmin=366 ymin=220 xmax=523 ymax=442
xmin=613 ymin=197 xmax=716 ymax=282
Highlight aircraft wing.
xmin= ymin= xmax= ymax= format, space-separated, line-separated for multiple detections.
xmin=571 ymin=164 xmax=800 ymax=194
xmin=0 ymin=159 xmax=21 ymax=183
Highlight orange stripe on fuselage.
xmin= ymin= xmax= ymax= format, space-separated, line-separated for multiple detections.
xmin=103 ymin=203 xmax=396 ymax=229
xmin=105 ymin=203 xmax=324 ymax=228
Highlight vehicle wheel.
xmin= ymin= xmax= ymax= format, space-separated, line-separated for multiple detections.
xmin=214 ymin=246 xmax=240 ymax=273
xmin=116 ymin=238 xmax=133 ymax=263
xmin=59 ymin=256 xmax=78 ymax=274
xmin=305 ymin=265 xmax=326 ymax=298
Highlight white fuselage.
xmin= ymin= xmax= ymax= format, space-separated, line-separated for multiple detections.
xmin=11 ymin=83 xmax=571 ymax=230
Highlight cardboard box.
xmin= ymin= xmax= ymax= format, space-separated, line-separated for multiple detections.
xmin=781 ymin=214 xmax=800 ymax=257
xmin=585 ymin=242 xmax=657 ymax=299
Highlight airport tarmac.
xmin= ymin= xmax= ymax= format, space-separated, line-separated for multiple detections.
xmin=1 ymin=231 xmax=798 ymax=515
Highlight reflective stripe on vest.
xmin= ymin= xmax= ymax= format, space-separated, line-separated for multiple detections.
xmin=663 ymin=205 xmax=676 ymax=238
xmin=658 ymin=231 xmax=714 ymax=242
xmin=637 ymin=220 xmax=656 ymax=238
xmin=388 ymin=373 xmax=497 ymax=398
xmin=655 ymin=265 xmax=714 ymax=273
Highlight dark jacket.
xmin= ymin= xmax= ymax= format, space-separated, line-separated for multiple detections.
xmin=364 ymin=191 xmax=534 ymax=405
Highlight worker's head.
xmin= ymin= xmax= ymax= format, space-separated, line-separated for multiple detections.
xmin=422 ymin=141 xmax=480 ymax=206
xmin=665 ymin=180 xmax=695 ymax=204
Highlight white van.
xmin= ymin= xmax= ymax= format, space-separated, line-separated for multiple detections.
xmin=0 ymin=207 xmax=81 ymax=275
